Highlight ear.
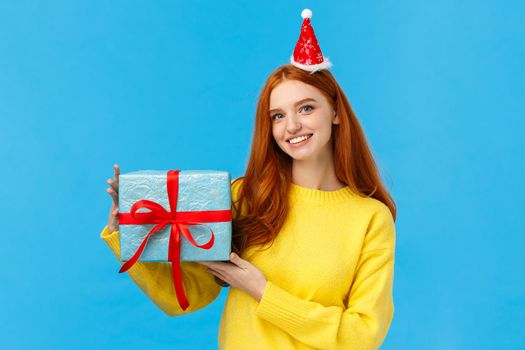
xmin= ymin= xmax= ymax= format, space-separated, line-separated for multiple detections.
xmin=332 ymin=110 xmax=340 ymax=125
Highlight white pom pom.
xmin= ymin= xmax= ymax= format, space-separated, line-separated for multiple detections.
xmin=301 ymin=9 xmax=312 ymax=19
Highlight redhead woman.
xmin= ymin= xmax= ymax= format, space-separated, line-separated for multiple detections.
xmin=102 ymin=9 xmax=396 ymax=350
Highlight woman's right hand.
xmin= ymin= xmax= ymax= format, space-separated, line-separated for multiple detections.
xmin=106 ymin=164 xmax=120 ymax=233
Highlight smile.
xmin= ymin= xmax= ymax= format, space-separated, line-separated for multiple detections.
xmin=287 ymin=133 xmax=313 ymax=144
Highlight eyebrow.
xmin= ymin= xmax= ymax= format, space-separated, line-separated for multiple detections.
xmin=269 ymin=98 xmax=317 ymax=114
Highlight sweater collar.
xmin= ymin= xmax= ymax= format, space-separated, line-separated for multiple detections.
xmin=289 ymin=182 xmax=356 ymax=203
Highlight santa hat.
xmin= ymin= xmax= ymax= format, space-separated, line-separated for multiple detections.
xmin=290 ymin=9 xmax=333 ymax=73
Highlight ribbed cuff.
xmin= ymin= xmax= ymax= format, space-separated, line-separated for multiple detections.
xmin=255 ymin=281 xmax=309 ymax=333
xmin=100 ymin=225 xmax=121 ymax=260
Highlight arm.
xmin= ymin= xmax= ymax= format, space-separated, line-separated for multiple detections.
xmin=255 ymin=206 xmax=396 ymax=350
xmin=100 ymin=225 xmax=221 ymax=316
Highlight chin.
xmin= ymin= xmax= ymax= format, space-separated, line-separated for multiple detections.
xmin=285 ymin=150 xmax=316 ymax=161
xmin=284 ymin=141 xmax=329 ymax=162
xmin=278 ymin=139 xmax=320 ymax=161
xmin=290 ymin=155 xmax=315 ymax=161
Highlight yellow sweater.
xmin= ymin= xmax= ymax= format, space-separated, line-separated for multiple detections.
xmin=100 ymin=179 xmax=396 ymax=350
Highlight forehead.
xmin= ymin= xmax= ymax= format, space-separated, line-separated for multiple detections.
xmin=269 ymin=80 xmax=325 ymax=108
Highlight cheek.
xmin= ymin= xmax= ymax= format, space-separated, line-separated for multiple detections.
xmin=272 ymin=125 xmax=282 ymax=141
xmin=315 ymin=122 xmax=334 ymax=143
xmin=272 ymin=125 xmax=290 ymax=152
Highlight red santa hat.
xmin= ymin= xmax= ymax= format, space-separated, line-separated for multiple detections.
xmin=290 ymin=9 xmax=333 ymax=73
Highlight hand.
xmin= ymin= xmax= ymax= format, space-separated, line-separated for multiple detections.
xmin=106 ymin=164 xmax=120 ymax=233
xmin=197 ymin=253 xmax=268 ymax=302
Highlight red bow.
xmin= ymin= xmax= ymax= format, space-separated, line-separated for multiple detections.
xmin=118 ymin=170 xmax=232 ymax=311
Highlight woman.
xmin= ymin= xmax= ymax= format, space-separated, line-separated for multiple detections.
xmin=102 ymin=9 xmax=396 ymax=350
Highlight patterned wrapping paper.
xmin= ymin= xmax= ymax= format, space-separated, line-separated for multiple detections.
xmin=118 ymin=170 xmax=232 ymax=262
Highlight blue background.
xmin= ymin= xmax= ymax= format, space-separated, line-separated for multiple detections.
xmin=1 ymin=1 xmax=523 ymax=349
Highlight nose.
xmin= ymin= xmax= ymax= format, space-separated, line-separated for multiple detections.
xmin=285 ymin=114 xmax=301 ymax=134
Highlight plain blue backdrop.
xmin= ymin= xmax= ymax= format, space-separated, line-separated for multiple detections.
xmin=1 ymin=1 xmax=523 ymax=349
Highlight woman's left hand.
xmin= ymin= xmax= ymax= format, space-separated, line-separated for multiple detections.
xmin=197 ymin=253 xmax=267 ymax=302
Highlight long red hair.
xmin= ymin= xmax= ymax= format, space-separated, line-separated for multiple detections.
xmin=232 ymin=64 xmax=396 ymax=256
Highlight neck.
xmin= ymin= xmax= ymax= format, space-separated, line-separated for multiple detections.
xmin=291 ymin=149 xmax=346 ymax=191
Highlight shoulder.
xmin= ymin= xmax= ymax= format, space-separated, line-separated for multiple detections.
xmin=369 ymin=197 xmax=394 ymax=223
xmin=353 ymin=195 xmax=396 ymax=253
xmin=231 ymin=176 xmax=244 ymax=187
xmin=347 ymin=191 xmax=394 ymax=219
xmin=230 ymin=177 xmax=244 ymax=202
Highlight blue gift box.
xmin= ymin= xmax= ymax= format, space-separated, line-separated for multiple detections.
xmin=118 ymin=170 xmax=232 ymax=262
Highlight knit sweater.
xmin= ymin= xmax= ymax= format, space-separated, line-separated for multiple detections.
xmin=100 ymin=179 xmax=396 ymax=350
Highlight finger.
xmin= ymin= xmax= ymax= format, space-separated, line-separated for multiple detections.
xmin=113 ymin=164 xmax=120 ymax=184
xmin=107 ymin=190 xmax=118 ymax=206
xmin=201 ymin=262 xmax=221 ymax=270
xmin=229 ymin=252 xmax=246 ymax=268
xmin=107 ymin=178 xmax=118 ymax=193
xmin=214 ymin=276 xmax=230 ymax=287
xmin=207 ymin=268 xmax=227 ymax=282
xmin=106 ymin=187 xmax=118 ymax=200
xmin=204 ymin=261 xmax=230 ymax=272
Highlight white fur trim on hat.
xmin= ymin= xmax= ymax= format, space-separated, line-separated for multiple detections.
xmin=290 ymin=55 xmax=333 ymax=74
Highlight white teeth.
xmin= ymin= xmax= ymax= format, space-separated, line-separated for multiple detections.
xmin=288 ymin=134 xmax=312 ymax=144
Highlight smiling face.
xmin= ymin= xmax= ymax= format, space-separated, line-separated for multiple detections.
xmin=269 ymin=79 xmax=339 ymax=162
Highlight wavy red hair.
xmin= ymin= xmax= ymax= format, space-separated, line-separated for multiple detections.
xmin=232 ymin=64 xmax=396 ymax=256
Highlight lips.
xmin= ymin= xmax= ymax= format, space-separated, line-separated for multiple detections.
xmin=286 ymin=133 xmax=313 ymax=143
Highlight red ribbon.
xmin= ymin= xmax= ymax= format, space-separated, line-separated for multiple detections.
xmin=118 ymin=170 xmax=232 ymax=311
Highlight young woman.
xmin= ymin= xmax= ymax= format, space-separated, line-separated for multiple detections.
xmin=102 ymin=9 xmax=396 ymax=350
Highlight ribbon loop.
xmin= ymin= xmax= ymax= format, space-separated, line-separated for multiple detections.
xmin=178 ymin=223 xmax=215 ymax=250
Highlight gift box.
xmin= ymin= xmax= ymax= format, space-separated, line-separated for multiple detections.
xmin=117 ymin=169 xmax=233 ymax=310
xmin=118 ymin=169 xmax=232 ymax=261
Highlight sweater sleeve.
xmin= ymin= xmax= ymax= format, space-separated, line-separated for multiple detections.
xmin=100 ymin=225 xmax=221 ymax=317
xmin=254 ymin=206 xmax=396 ymax=350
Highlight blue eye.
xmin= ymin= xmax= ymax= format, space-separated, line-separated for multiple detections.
xmin=271 ymin=105 xmax=313 ymax=121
